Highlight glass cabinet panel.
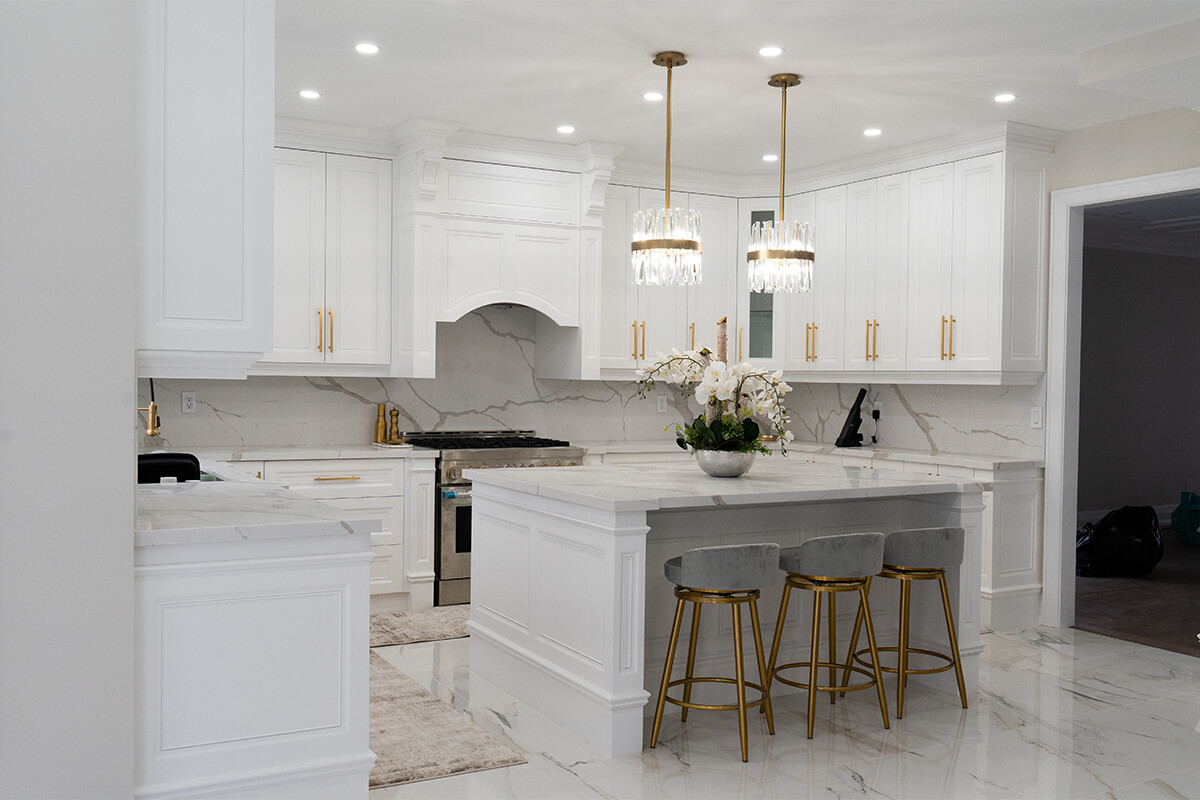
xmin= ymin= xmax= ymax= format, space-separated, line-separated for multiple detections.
xmin=747 ymin=209 xmax=774 ymax=359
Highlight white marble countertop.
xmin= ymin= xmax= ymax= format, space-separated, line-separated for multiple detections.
xmin=172 ymin=444 xmax=438 ymax=463
xmin=467 ymin=457 xmax=984 ymax=513
xmin=136 ymin=480 xmax=382 ymax=548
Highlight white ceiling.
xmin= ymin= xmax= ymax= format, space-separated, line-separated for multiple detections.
xmin=276 ymin=1 xmax=1200 ymax=176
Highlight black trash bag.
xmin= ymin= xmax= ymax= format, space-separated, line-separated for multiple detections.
xmin=1076 ymin=505 xmax=1163 ymax=577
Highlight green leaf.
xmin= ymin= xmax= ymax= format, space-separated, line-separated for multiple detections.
xmin=742 ymin=418 xmax=761 ymax=441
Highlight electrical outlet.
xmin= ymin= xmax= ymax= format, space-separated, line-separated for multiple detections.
xmin=1030 ymin=406 xmax=1043 ymax=429
xmin=656 ymin=394 xmax=668 ymax=413
xmin=181 ymin=391 xmax=197 ymax=414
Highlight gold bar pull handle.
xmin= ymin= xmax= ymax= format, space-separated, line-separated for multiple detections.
xmin=738 ymin=325 xmax=743 ymax=361
xmin=317 ymin=307 xmax=324 ymax=352
xmin=632 ymin=321 xmax=638 ymax=359
xmin=865 ymin=319 xmax=871 ymax=361
xmin=872 ymin=320 xmax=880 ymax=361
xmin=328 ymin=307 xmax=333 ymax=353
xmin=805 ymin=323 xmax=811 ymax=362
xmin=811 ymin=324 xmax=818 ymax=362
xmin=948 ymin=315 xmax=956 ymax=360
xmin=313 ymin=475 xmax=362 ymax=482
xmin=690 ymin=322 xmax=695 ymax=350
xmin=640 ymin=321 xmax=646 ymax=360
xmin=940 ymin=315 xmax=947 ymax=360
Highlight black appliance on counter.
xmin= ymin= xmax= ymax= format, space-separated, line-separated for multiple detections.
xmin=835 ymin=388 xmax=868 ymax=448
xmin=404 ymin=430 xmax=586 ymax=606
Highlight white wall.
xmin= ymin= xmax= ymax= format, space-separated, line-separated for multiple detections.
xmin=1077 ymin=246 xmax=1200 ymax=513
xmin=143 ymin=305 xmax=1044 ymax=460
xmin=1051 ymin=108 xmax=1200 ymax=192
xmin=0 ymin=3 xmax=137 ymax=797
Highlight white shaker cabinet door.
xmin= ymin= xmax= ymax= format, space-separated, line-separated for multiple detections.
xmin=266 ymin=149 xmax=326 ymax=365
xmin=595 ymin=185 xmax=641 ymax=370
xmin=950 ymin=153 xmax=1003 ymax=371
xmin=324 ymin=154 xmax=393 ymax=366
xmin=906 ymin=162 xmax=955 ymax=371
xmin=687 ymin=193 xmax=739 ymax=356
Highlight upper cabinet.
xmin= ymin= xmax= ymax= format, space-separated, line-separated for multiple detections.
xmin=255 ymin=149 xmax=392 ymax=373
xmin=844 ymin=174 xmax=909 ymax=371
xmin=137 ymin=0 xmax=274 ymax=379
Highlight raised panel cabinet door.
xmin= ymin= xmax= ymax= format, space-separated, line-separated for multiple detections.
xmin=261 ymin=148 xmax=326 ymax=364
xmin=325 ymin=154 xmax=392 ymax=366
xmin=809 ymin=185 xmax=847 ymax=371
xmin=844 ymin=179 xmax=878 ymax=370
xmin=906 ymin=162 xmax=954 ymax=370
xmin=596 ymin=184 xmax=640 ymax=370
xmin=873 ymin=172 xmax=910 ymax=369
xmin=951 ymin=153 xmax=1003 ymax=371
xmin=686 ymin=194 xmax=739 ymax=354
xmin=508 ymin=227 xmax=580 ymax=325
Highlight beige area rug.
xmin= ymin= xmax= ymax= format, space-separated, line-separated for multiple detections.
xmin=369 ymin=652 xmax=525 ymax=788
xmin=370 ymin=605 xmax=470 ymax=647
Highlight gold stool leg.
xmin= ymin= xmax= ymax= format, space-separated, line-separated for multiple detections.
xmin=897 ymin=578 xmax=911 ymax=719
xmin=859 ymin=584 xmax=890 ymax=729
xmin=650 ymin=595 xmax=686 ymax=748
xmin=680 ymin=602 xmax=702 ymax=722
xmin=827 ymin=591 xmax=837 ymax=705
xmin=749 ymin=597 xmax=774 ymax=735
xmin=937 ymin=572 xmax=969 ymax=709
xmin=840 ymin=575 xmax=870 ymax=696
xmin=732 ymin=602 xmax=749 ymax=762
xmin=807 ymin=589 xmax=822 ymax=739
xmin=765 ymin=582 xmax=793 ymax=697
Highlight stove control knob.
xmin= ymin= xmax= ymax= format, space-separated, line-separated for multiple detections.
xmin=447 ymin=466 xmax=461 ymax=481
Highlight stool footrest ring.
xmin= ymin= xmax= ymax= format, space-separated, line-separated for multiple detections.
xmin=773 ymin=661 xmax=880 ymax=694
xmin=663 ymin=676 xmax=770 ymax=712
xmin=852 ymin=645 xmax=955 ymax=676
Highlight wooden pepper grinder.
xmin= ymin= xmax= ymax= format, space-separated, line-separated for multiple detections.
xmin=389 ymin=409 xmax=401 ymax=443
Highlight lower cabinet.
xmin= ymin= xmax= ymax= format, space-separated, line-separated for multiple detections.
xmin=262 ymin=457 xmax=435 ymax=610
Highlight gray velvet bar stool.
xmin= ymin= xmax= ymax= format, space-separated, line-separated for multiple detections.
xmin=842 ymin=526 xmax=969 ymax=718
xmin=765 ymin=532 xmax=890 ymax=739
xmin=650 ymin=543 xmax=780 ymax=762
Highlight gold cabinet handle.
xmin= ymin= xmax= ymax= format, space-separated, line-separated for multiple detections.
xmin=865 ymin=318 xmax=871 ymax=361
xmin=810 ymin=324 xmax=818 ymax=362
xmin=313 ymin=475 xmax=362 ymax=482
xmin=640 ymin=321 xmax=646 ymax=360
xmin=328 ymin=307 xmax=334 ymax=353
xmin=805 ymin=323 xmax=811 ymax=362
xmin=317 ymin=307 xmax=324 ymax=352
xmin=948 ymin=315 xmax=956 ymax=360
xmin=940 ymin=315 xmax=947 ymax=360
xmin=632 ymin=321 xmax=638 ymax=359
xmin=738 ymin=325 xmax=743 ymax=361
xmin=872 ymin=320 xmax=880 ymax=361
xmin=690 ymin=322 xmax=695 ymax=350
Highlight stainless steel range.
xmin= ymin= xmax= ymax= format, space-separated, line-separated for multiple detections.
xmin=403 ymin=430 xmax=585 ymax=606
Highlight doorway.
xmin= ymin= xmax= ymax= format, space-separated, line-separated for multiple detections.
xmin=1044 ymin=166 xmax=1200 ymax=627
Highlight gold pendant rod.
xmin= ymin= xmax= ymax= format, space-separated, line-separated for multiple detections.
xmin=665 ymin=62 xmax=673 ymax=210
xmin=767 ymin=74 xmax=802 ymax=221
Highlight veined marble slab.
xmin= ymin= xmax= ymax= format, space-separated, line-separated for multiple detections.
xmin=136 ymin=481 xmax=381 ymax=548
xmin=465 ymin=458 xmax=985 ymax=513
xmin=183 ymin=444 xmax=438 ymax=463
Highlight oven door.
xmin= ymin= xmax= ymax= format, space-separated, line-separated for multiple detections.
xmin=439 ymin=488 xmax=472 ymax=582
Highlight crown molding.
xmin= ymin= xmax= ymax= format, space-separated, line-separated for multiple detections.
xmin=275 ymin=117 xmax=398 ymax=158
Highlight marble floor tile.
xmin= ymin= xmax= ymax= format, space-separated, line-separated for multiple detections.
xmin=369 ymin=628 xmax=1200 ymax=799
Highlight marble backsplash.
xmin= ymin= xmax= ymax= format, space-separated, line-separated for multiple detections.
xmin=139 ymin=305 xmax=1046 ymax=459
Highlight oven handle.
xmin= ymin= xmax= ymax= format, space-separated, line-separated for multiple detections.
xmin=441 ymin=488 xmax=472 ymax=502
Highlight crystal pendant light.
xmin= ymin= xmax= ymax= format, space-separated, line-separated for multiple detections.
xmin=747 ymin=74 xmax=815 ymax=293
xmin=631 ymin=52 xmax=702 ymax=286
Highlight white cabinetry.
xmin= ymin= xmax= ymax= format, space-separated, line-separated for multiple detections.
xmin=137 ymin=0 xmax=273 ymax=379
xmin=594 ymin=185 xmax=738 ymax=374
xmin=257 ymin=148 xmax=392 ymax=373
xmin=783 ymin=187 xmax=845 ymax=371
xmin=262 ymin=457 xmax=435 ymax=610
xmin=845 ymin=174 xmax=909 ymax=370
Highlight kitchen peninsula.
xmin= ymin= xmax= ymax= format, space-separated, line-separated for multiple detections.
xmin=135 ymin=473 xmax=378 ymax=798
xmin=467 ymin=458 xmax=985 ymax=757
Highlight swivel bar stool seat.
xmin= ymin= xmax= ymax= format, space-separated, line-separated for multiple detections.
xmin=844 ymin=526 xmax=968 ymax=718
xmin=650 ymin=543 xmax=779 ymax=762
xmin=766 ymin=532 xmax=890 ymax=739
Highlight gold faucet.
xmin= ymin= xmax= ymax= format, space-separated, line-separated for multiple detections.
xmin=138 ymin=379 xmax=161 ymax=436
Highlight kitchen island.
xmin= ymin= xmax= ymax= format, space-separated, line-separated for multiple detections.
xmin=136 ymin=475 xmax=378 ymax=799
xmin=467 ymin=457 xmax=985 ymax=757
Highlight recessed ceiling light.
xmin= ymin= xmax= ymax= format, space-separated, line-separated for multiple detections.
xmin=644 ymin=91 xmax=664 ymax=102
xmin=863 ymin=128 xmax=882 ymax=137
xmin=299 ymin=89 xmax=321 ymax=100
xmin=355 ymin=43 xmax=379 ymax=55
xmin=759 ymin=46 xmax=784 ymax=57
xmin=762 ymin=154 xmax=779 ymax=162
xmin=994 ymin=92 xmax=1017 ymax=103
xmin=556 ymin=125 xmax=575 ymax=135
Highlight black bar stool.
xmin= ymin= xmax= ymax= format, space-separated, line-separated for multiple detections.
xmin=843 ymin=526 xmax=968 ymax=718
xmin=766 ymin=532 xmax=890 ymax=739
xmin=650 ymin=543 xmax=779 ymax=762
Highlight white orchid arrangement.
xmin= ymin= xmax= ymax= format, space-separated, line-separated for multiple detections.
xmin=636 ymin=348 xmax=794 ymax=456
